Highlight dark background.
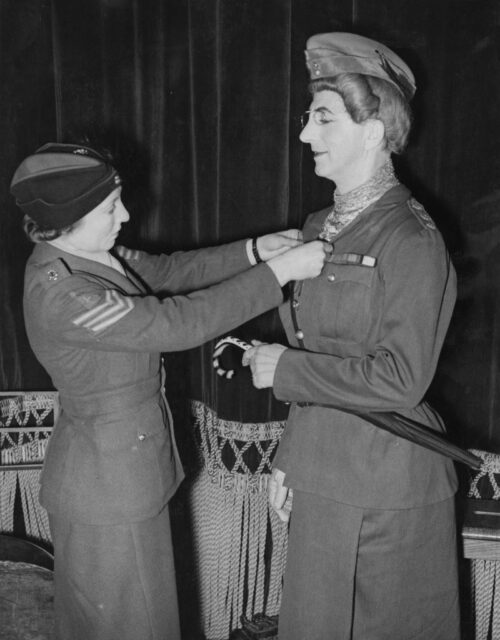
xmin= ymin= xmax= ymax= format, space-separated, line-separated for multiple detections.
xmin=2 ymin=0 xmax=500 ymax=449
xmin=2 ymin=1 xmax=499 ymax=637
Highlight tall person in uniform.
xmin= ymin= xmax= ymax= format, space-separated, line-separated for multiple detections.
xmin=10 ymin=142 xmax=330 ymax=640
xmin=243 ymin=33 xmax=460 ymax=639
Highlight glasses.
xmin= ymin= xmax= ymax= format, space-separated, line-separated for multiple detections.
xmin=300 ymin=109 xmax=347 ymax=128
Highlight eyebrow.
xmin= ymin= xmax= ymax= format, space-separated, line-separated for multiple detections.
xmin=103 ymin=194 xmax=120 ymax=211
xmin=311 ymin=106 xmax=348 ymax=118
xmin=311 ymin=106 xmax=333 ymax=114
xmin=109 ymin=188 xmax=122 ymax=203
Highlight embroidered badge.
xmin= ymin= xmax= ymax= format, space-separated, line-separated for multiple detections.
xmin=72 ymin=289 xmax=134 ymax=334
xmin=408 ymin=198 xmax=436 ymax=230
xmin=70 ymin=292 xmax=102 ymax=309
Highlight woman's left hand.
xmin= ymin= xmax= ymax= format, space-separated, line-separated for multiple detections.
xmin=257 ymin=229 xmax=303 ymax=261
xmin=242 ymin=341 xmax=287 ymax=388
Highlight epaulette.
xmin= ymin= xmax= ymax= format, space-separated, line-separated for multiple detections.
xmin=39 ymin=258 xmax=72 ymax=285
xmin=115 ymin=245 xmax=141 ymax=262
xmin=407 ymin=198 xmax=436 ymax=230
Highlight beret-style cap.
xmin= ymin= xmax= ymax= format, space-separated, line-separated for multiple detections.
xmin=305 ymin=32 xmax=416 ymax=100
xmin=10 ymin=142 xmax=122 ymax=230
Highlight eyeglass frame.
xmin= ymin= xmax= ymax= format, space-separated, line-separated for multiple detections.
xmin=300 ymin=107 xmax=349 ymax=128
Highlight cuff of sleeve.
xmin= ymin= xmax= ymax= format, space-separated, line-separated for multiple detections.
xmin=272 ymin=348 xmax=314 ymax=403
xmin=272 ymin=348 xmax=293 ymax=401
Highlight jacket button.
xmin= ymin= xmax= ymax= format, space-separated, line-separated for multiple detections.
xmin=327 ymin=274 xmax=336 ymax=282
xmin=292 ymin=300 xmax=300 ymax=308
xmin=295 ymin=330 xmax=304 ymax=340
xmin=138 ymin=434 xmax=146 ymax=441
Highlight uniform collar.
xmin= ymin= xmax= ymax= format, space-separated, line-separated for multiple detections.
xmin=340 ymin=181 xmax=411 ymax=216
xmin=29 ymin=241 xmax=128 ymax=283
xmin=306 ymin=183 xmax=411 ymax=242
xmin=333 ymin=183 xmax=411 ymax=239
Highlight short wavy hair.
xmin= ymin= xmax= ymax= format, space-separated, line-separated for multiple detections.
xmin=23 ymin=215 xmax=78 ymax=243
xmin=310 ymin=73 xmax=412 ymax=154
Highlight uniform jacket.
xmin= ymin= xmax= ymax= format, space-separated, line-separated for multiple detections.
xmin=273 ymin=184 xmax=458 ymax=509
xmin=24 ymin=239 xmax=283 ymax=525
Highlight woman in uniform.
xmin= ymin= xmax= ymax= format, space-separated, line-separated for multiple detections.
xmin=244 ymin=33 xmax=460 ymax=639
xmin=9 ymin=142 xmax=329 ymax=640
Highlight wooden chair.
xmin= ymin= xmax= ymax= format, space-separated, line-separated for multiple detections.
xmin=0 ymin=533 xmax=54 ymax=639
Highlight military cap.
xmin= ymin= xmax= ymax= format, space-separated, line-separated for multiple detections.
xmin=305 ymin=32 xmax=416 ymax=100
xmin=10 ymin=142 xmax=122 ymax=230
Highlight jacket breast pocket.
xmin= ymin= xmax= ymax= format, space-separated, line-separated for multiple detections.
xmin=317 ymin=264 xmax=376 ymax=342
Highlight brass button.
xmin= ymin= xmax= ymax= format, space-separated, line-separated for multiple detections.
xmin=327 ymin=274 xmax=336 ymax=282
xmin=138 ymin=434 xmax=146 ymax=441
xmin=292 ymin=300 xmax=300 ymax=308
xmin=295 ymin=330 xmax=304 ymax=340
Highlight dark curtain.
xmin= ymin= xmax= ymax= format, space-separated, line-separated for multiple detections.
xmin=1 ymin=0 xmax=56 ymax=389
xmin=2 ymin=0 xmax=500 ymax=449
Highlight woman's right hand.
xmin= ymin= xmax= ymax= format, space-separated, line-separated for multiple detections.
xmin=267 ymin=240 xmax=331 ymax=286
xmin=268 ymin=467 xmax=293 ymax=523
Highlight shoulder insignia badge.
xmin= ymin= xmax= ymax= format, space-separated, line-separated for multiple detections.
xmin=44 ymin=258 xmax=71 ymax=283
xmin=408 ymin=198 xmax=436 ymax=230
xmin=70 ymin=292 xmax=102 ymax=309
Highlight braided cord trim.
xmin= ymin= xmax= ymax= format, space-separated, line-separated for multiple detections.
xmin=191 ymin=400 xmax=285 ymax=494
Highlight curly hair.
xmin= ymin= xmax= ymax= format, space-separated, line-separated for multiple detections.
xmin=23 ymin=215 xmax=79 ymax=243
xmin=309 ymin=73 xmax=412 ymax=154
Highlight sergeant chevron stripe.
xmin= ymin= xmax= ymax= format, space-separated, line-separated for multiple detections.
xmin=73 ymin=290 xmax=134 ymax=333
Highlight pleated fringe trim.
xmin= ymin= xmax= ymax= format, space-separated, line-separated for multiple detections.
xmin=468 ymin=449 xmax=500 ymax=499
xmin=191 ymin=400 xmax=285 ymax=495
xmin=0 ymin=393 xmax=56 ymax=544
xmin=189 ymin=400 xmax=288 ymax=640
xmin=0 ymin=469 xmax=51 ymax=543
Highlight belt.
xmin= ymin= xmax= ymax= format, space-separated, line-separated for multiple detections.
xmin=291 ymin=402 xmax=482 ymax=470
xmin=60 ymin=376 xmax=160 ymax=419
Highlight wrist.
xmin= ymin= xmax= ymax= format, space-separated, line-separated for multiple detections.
xmin=267 ymin=256 xmax=288 ymax=287
xmin=246 ymin=238 xmax=263 ymax=265
xmin=252 ymin=237 xmax=263 ymax=263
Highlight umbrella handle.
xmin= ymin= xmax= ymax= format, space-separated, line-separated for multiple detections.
xmin=213 ymin=336 xmax=252 ymax=379
xmin=211 ymin=336 xmax=483 ymax=471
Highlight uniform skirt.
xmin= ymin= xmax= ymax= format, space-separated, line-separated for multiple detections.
xmin=278 ymin=490 xmax=460 ymax=640
xmin=49 ymin=505 xmax=180 ymax=640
